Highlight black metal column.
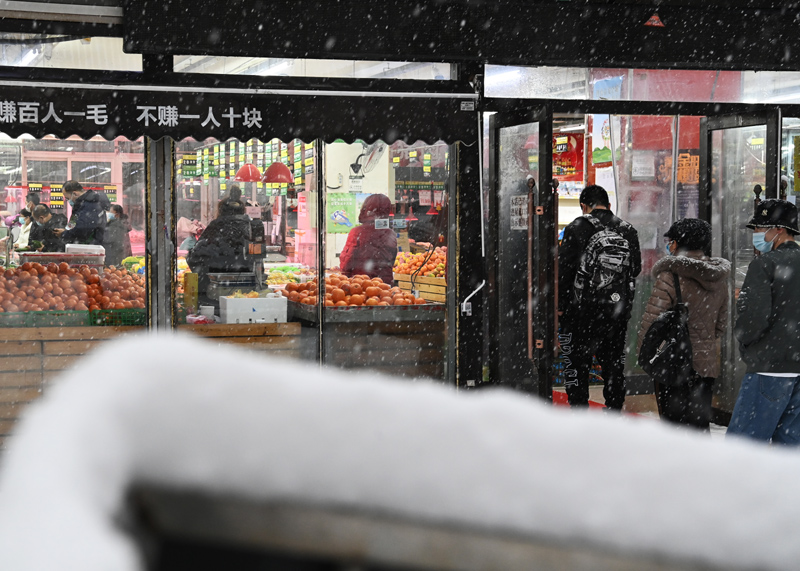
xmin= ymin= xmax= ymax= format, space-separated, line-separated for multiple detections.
xmin=530 ymin=112 xmax=555 ymax=400
xmin=451 ymin=141 xmax=484 ymax=388
xmin=145 ymin=137 xmax=176 ymax=329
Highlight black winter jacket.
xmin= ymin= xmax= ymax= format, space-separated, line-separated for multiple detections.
xmin=62 ymin=190 xmax=106 ymax=246
xmin=40 ymin=214 xmax=68 ymax=252
xmin=558 ymin=209 xmax=642 ymax=317
xmin=735 ymin=241 xmax=800 ymax=373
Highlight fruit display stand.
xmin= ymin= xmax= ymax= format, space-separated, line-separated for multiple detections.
xmin=0 ymin=325 xmax=140 ymax=449
xmin=393 ymin=273 xmax=446 ymax=303
xmin=288 ymin=302 xmax=446 ymax=380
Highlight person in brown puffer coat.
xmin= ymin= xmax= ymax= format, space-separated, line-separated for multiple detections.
xmin=637 ymin=219 xmax=730 ymax=429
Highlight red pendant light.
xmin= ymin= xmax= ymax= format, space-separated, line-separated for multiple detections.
xmin=426 ymin=203 xmax=439 ymax=216
xmin=405 ymin=205 xmax=418 ymax=222
xmin=262 ymin=161 xmax=294 ymax=184
xmin=234 ymin=163 xmax=262 ymax=182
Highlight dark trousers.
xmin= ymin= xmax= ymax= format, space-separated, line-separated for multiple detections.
xmin=560 ymin=314 xmax=628 ymax=410
xmin=655 ymin=376 xmax=714 ymax=430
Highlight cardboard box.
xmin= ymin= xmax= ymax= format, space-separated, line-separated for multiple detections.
xmin=220 ymin=295 xmax=287 ymax=324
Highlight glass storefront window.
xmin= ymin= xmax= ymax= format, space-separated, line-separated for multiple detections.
xmin=174 ymin=55 xmax=452 ymax=80
xmin=26 ymin=160 xmax=68 ymax=183
xmin=782 ymin=117 xmax=800 ymax=202
xmin=0 ymin=34 xmax=142 ymax=71
xmin=321 ymin=140 xmax=450 ymax=379
xmin=173 ymin=136 xmax=451 ymax=379
xmin=173 ymin=137 xmax=319 ymax=361
xmin=486 ymin=64 xmax=800 ymax=105
xmin=71 ymin=161 xmax=112 ymax=184
xmin=0 ymin=134 xmax=146 ymax=448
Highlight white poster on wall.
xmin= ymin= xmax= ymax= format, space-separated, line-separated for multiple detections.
xmin=510 ymin=195 xmax=528 ymax=231
xmin=595 ymin=166 xmax=618 ymax=213
xmin=631 ymin=150 xmax=656 ymax=180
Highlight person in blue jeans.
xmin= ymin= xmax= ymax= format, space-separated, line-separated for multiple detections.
xmin=728 ymin=199 xmax=800 ymax=444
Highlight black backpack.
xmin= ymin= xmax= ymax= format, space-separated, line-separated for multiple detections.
xmin=638 ymin=273 xmax=694 ymax=386
xmin=572 ymin=215 xmax=634 ymax=319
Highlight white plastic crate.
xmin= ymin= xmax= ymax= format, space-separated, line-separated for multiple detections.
xmin=219 ymin=294 xmax=287 ymax=324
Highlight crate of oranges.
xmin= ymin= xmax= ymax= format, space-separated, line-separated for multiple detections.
xmin=280 ymin=273 xmax=427 ymax=308
xmin=393 ymin=247 xmax=446 ymax=303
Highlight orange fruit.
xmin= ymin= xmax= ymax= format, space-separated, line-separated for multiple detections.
xmin=365 ymin=297 xmax=379 ymax=306
xmin=365 ymin=286 xmax=381 ymax=298
xmin=331 ymin=288 xmax=345 ymax=303
xmin=349 ymin=294 xmax=365 ymax=306
xmin=335 ymin=300 xmax=348 ymax=307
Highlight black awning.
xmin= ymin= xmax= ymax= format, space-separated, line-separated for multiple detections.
xmin=0 ymin=83 xmax=478 ymax=144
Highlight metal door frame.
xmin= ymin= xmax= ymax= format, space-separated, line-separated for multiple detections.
xmin=698 ymin=109 xmax=782 ymax=421
xmin=488 ymin=105 xmax=555 ymax=399
xmin=699 ymin=110 xmax=782 ymax=220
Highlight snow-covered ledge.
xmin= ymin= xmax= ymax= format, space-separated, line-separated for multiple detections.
xmin=0 ymin=333 xmax=798 ymax=570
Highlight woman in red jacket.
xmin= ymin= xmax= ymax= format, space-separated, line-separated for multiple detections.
xmin=339 ymin=194 xmax=397 ymax=284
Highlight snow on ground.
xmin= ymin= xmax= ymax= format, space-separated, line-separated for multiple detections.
xmin=0 ymin=333 xmax=799 ymax=570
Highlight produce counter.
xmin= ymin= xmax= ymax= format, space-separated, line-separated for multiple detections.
xmin=0 ymin=323 xmax=303 ymax=450
xmin=289 ymin=302 xmax=446 ymax=380
xmin=0 ymin=325 xmax=140 ymax=449
xmin=177 ymin=322 xmax=302 ymax=360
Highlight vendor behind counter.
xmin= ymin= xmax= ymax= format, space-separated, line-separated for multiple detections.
xmin=340 ymin=194 xmax=397 ymax=284
xmin=186 ymin=197 xmax=253 ymax=301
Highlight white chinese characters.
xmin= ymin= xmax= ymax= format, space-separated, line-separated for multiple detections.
xmin=0 ymin=102 xmax=106 ymax=125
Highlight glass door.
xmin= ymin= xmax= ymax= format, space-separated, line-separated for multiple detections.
xmin=488 ymin=106 xmax=555 ymax=398
xmin=700 ymin=111 xmax=781 ymax=415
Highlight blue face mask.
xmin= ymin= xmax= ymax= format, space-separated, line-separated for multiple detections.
xmin=68 ymin=199 xmax=74 ymax=207
xmin=753 ymin=231 xmax=774 ymax=253
xmin=107 ymin=213 xmax=115 ymax=221
xmin=665 ymin=242 xmax=672 ymax=255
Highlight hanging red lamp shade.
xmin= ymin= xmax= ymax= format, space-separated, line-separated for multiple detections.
xmin=405 ymin=205 xmax=418 ymax=222
xmin=262 ymin=161 xmax=294 ymax=184
xmin=234 ymin=163 xmax=262 ymax=182
xmin=426 ymin=203 xmax=439 ymax=216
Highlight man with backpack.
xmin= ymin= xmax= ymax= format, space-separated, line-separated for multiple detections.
xmin=558 ymin=185 xmax=641 ymax=410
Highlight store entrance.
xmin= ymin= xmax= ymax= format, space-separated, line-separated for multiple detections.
xmin=488 ymin=106 xmax=556 ymax=398
xmin=489 ymin=105 xmax=784 ymax=418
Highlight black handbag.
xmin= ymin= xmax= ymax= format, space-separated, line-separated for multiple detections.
xmin=638 ymin=273 xmax=693 ymax=386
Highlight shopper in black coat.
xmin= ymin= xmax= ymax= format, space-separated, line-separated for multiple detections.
xmin=32 ymin=205 xmax=67 ymax=253
xmin=103 ymin=204 xmax=132 ymax=267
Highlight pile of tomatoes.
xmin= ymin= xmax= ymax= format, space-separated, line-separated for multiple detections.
xmin=281 ymin=273 xmax=426 ymax=307
xmin=0 ymin=262 xmax=146 ymax=313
